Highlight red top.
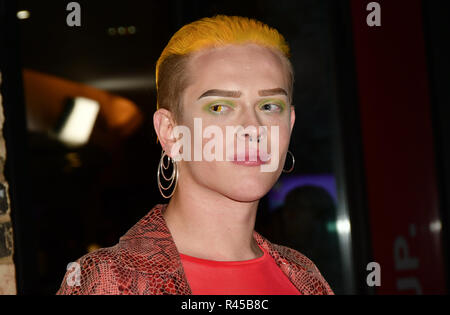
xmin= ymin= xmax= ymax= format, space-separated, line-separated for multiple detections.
xmin=179 ymin=243 xmax=301 ymax=295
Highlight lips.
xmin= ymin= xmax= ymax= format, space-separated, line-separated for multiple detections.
xmin=231 ymin=150 xmax=271 ymax=166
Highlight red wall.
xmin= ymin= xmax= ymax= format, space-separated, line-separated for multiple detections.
xmin=350 ymin=0 xmax=446 ymax=294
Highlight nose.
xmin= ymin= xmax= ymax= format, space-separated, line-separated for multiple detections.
xmin=236 ymin=111 xmax=267 ymax=144
xmin=242 ymin=131 xmax=261 ymax=143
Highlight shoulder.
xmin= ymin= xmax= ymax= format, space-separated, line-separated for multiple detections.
xmin=56 ymin=245 xmax=121 ymax=295
xmin=276 ymin=243 xmax=321 ymax=272
xmin=254 ymin=231 xmax=334 ymax=295
xmin=56 ymin=204 xmax=173 ymax=295
xmin=276 ymin=243 xmax=335 ymax=295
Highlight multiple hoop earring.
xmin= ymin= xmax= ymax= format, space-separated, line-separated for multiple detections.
xmin=157 ymin=150 xmax=179 ymax=199
xmin=282 ymin=150 xmax=295 ymax=173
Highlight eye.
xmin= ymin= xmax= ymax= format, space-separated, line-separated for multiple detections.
xmin=260 ymin=103 xmax=282 ymax=112
xmin=209 ymin=104 xmax=231 ymax=114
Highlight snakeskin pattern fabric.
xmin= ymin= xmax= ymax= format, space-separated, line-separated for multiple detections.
xmin=56 ymin=204 xmax=334 ymax=295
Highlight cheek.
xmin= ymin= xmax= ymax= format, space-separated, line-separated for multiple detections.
xmin=267 ymin=122 xmax=291 ymax=154
xmin=279 ymin=127 xmax=292 ymax=150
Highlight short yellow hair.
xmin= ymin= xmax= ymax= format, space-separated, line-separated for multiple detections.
xmin=155 ymin=15 xmax=293 ymax=119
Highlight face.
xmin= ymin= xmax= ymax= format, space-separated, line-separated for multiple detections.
xmin=169 ymin=43 xmax=295 ymax=202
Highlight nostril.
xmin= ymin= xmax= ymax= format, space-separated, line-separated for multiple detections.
xmin=248 ymin=135 xmax=261 ymax=143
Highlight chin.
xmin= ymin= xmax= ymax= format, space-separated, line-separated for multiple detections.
xmin=226 ymin=191 xmax=266 ymax=203
xmin=223 ymin=176 xmax=275 ymax=202
xmin=191 ymin=163 xmax=281 ymax=202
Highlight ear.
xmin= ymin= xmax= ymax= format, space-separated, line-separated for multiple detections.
xmin=153 ymin=108 xmax=177 ymax=156
xmin=290 ymin=105 xmax=296 ymax=133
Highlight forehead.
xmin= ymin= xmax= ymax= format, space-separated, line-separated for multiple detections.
xmin=186 ymin=43 xmax=289 ymax=93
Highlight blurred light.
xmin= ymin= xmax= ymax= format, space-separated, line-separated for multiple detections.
xmin=128 ymin=26 xmax=136 ymax=34
xmin=17 ymin=10 xmax=30 ymax=20
xmin=57 ymin=97 xmax=100 ymax=147
xmin=326 ymin=221 xmax=337 ymax=233
xmin=107 ymin=26 xmax=137 ymax=36
xmin=118 ymin=26 xmax=126 ymax=35
xmin=336 ymin=219 xmax=351 ymax=234
xmin=65 ymin=152 xmax=82 ymax=168
xmin=87 ymin=243 xmax=101 ymax=253
xmin=430 ymin=220 xmax=442 ymax=233
xmin=107 ymin=27 xmax=116 ymax=36
xmin=86 ymin=75 xmax=155 ymax=91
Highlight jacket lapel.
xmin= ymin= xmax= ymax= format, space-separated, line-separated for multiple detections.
xmin=253 ymin=230 xmax=333 ymax=295
xmin=117 ymin=204 xmax=192 ymax=294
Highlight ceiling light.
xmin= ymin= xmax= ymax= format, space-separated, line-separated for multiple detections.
xmin=118 ymin=26 xmax=126 ymax=35
xmin=55 ymin=97 xmax=100 ymax=147
xmin=17 ymin=10 xmax=30 ymax=20
xmin=107 ymin=27 xmax=116 ymax=36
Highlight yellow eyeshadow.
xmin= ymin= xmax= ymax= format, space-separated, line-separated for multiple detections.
xmin=202 ymin=99 xmax=236 ymax=114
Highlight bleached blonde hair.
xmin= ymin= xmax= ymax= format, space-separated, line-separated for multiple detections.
xmin=155 ymin=15 xmax=293 ymax=121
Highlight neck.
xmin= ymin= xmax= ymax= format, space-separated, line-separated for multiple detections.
xmin=162 ymin=173 xmax=263 ymax=261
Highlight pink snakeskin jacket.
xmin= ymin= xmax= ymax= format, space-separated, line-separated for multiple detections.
xmin=56 ymin=204 xmax=334 ymax=295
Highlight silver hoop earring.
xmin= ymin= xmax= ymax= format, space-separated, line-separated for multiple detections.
xmin=157 ymin=150 xmax=179 ymax=199
xmin=282 ymin=150 xmax=295 ymax=173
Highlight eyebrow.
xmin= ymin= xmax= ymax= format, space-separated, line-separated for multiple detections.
xmin=197 ymin=88 xmax=288 ymax=100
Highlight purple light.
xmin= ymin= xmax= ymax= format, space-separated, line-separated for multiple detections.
xmin=267 ymin=174 xmax=337 ymax=212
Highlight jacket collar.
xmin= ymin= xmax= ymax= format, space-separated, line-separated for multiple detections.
xmin=117 ymin=204 xmax=332 ymax=295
